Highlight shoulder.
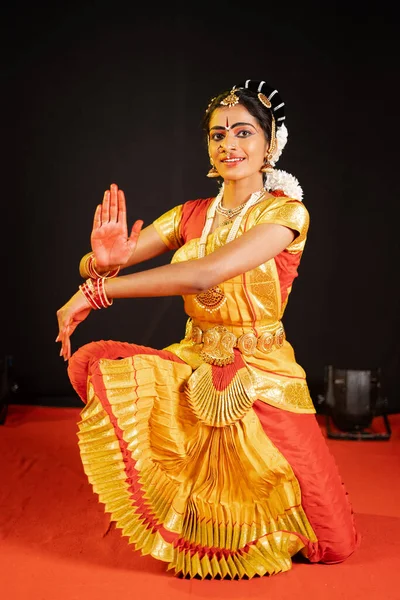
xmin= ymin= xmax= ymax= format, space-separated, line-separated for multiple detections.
xmin=181 ymin=197 xmax=213 ymax=219
xmin=247 ymin=194 xmax=309 ymax=252
xmin=180 ymin=197 xmax=214 ymax=244
xmin=250 ymin=193 xmax=309 ymax=223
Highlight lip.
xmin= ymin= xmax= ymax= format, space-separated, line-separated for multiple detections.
xmin=220 ymin=157 xmax=245 ymax=165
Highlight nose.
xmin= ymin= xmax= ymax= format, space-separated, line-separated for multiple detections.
xmin=219 ymin=131 xmax=237 ymax=152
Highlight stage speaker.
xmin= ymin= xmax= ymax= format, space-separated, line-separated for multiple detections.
xmin=324 ymin=365 xmax=391 ymax=440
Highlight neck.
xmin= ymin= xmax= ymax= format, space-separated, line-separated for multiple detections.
xmin=221 ymin=176 xmax=265 ymax=208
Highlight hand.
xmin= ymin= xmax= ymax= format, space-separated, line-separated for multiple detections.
xmin=91 ymin=183 xmax=143 ymax=269
xmin=56 ymin=290 xmax=92 ymax=361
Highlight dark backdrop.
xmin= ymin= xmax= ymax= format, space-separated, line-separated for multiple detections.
xmin=3 ymin=5 xmax=399 ymax=412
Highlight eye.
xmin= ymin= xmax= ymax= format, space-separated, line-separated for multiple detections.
xmin=236 ymin=129 xmax=253 ymax=138
xmin=209 ymin=132 xmax=225 ymax=142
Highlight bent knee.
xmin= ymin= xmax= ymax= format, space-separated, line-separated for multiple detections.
xmin=320 ymin=533 xmax=360 ymax=564
xmin=68 ymin=340 xmax=124 ymax=402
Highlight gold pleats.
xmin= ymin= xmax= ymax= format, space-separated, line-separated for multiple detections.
xmin=185 ymin=362 xmax=257 ymax=427
xmin=77 ymin=354 xmax=317 ymax=578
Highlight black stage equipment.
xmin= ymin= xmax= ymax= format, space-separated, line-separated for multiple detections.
xmin=323 ymin=365 xmax=391 ymax=440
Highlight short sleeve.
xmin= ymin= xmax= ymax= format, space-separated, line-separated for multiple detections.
xmin=153 ymin=205 xmax=184 ymax=250
xmin=255 ymin=199 xmax=310 ymax=253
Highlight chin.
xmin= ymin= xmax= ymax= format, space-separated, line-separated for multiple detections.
xmin=222 ymin=173 xmax=245 ymax=182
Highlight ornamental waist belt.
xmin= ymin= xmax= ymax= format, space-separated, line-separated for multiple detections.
xmin=185 ymin=322 xmax=286 ymax=366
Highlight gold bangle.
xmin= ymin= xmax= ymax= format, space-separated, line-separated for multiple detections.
xmin=79 ymin=252 xmax=120 ymax=279
xmin=79 ymin=252 xmax=94 ymax=278
xmin=89 ymin=255 xmax=120 ymax=278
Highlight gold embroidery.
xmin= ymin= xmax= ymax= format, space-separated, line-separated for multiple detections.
xmin=256 ymin=201 xmax=309 ymax=253
xmin=247 ymin=366 xmax=315 ymax=412
xmin=153 ymin=204 xmax=184 ymax=250
xmin=194 ymin=285 xmax=227 ymax=313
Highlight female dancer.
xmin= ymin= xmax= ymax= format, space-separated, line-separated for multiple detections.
xmin=56 ymin=79 xmax=359 ymax=579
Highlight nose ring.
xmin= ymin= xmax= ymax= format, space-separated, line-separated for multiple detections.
xmin=219 ymin=141 xmax=237 ymax=151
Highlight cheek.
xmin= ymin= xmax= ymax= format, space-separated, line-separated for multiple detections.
xmin=246 ymin=139 xmax=267 ymax=160
xmin=208 ymin=142 xmax=217 ymax=157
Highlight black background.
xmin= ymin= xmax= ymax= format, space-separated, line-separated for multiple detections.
xmin=2 ymin=4 xmax=399 ymax=411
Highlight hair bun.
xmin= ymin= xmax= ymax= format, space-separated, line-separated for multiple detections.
xmin=235 ymin=80 xmax=286 ymax=126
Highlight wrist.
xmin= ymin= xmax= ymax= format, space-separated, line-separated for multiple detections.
xmin=104 ymin=277 xmax=115 ymax=300
xmin=79 ymin=277 xmax=113 ymax=309
xmin=80 ymin=253 xmax=121 ymax=279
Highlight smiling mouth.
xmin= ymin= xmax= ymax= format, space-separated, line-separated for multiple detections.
xmin=221 ymin=158 xmax=245 ymax=164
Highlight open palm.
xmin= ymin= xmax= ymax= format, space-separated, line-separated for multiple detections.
xmin=91 ymin=183 xmax=143 ymax=269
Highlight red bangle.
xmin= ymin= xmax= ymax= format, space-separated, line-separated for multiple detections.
xmin=79 ymin=277 xmax=113 ymax=310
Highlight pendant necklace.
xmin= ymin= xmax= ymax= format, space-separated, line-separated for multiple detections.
xmin=194 ymin=188 xmax=266 ymax=313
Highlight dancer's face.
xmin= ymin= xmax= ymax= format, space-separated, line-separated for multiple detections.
xmin=208 ymin=104 xmax=269 ymax=182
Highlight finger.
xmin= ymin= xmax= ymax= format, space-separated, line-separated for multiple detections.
xmin=56 ymin=314 xmax=69 ymax=345
xmin=56 ymin=313 xmax=64 ymax=339
xmin=101 ymin=190 xmax=110 ymax=223
xmin=93 ymin=204 xmax=102 ymax=230
xmin=61 ymin=326 xmax=69 ymax=359
xmin=109 ymin=184 xmax=118 ymax=222
xmin=106 ymin=183 xmax=118 ymax=222
xmin=129 ymin=219 xmax=144 ymax=243
xmin=65 ymin=335 xmax=71 ymax=361
xmin=118 ymin=190 xmax=128 ymax=230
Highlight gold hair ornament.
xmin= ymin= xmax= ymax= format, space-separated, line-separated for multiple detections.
xmin=205 ymin=96 xmax=216 ymax=114
xmin=260 ymin=116 xmax=277 ymax=174
xmin=258 ymin=92 xmax=272 ymax=109
xmin=220 ymin=88 xmax=240 ymax=108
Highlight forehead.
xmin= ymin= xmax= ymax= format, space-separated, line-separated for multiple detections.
xmin=208 ymin=104 xmax=259 ymax=129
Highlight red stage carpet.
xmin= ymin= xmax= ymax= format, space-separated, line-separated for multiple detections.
xmin=1 ymin=404 xmax=399 ymax=600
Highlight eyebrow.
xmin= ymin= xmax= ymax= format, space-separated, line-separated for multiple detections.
xmin=209 ymin=122 xmax=258 ymax=131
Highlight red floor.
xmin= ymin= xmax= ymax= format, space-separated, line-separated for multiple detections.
xmin=1 ymin=404 xmax=399 ymax=600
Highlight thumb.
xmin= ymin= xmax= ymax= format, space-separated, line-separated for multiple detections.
xmin=129 ymin=219 xmax=144 ymax=242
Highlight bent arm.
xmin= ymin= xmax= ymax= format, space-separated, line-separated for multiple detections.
xmin=104 ymin=223 xmax=295 ymax=299
xmin=122 ymin=223 xmax=171 ymax=267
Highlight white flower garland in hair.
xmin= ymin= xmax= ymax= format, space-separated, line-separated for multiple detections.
xmin=264 ymin=169 xmax=303 ymax=201
xmin=264 ymin=123 xmax=303 ymax=201
xmin=270 ymin=123 xmax=288 ymax=166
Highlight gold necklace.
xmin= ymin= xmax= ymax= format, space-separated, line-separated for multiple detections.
xmin=215 ymin=200 xmax=247 ymax=226
xmin=215 ymin=199 xmax=248 ymax=216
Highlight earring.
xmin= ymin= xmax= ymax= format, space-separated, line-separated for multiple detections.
xmin=207 ymin=161 xmax=219 ymax=178
xmin=260 ymin=153 xmax=274 ymax=174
